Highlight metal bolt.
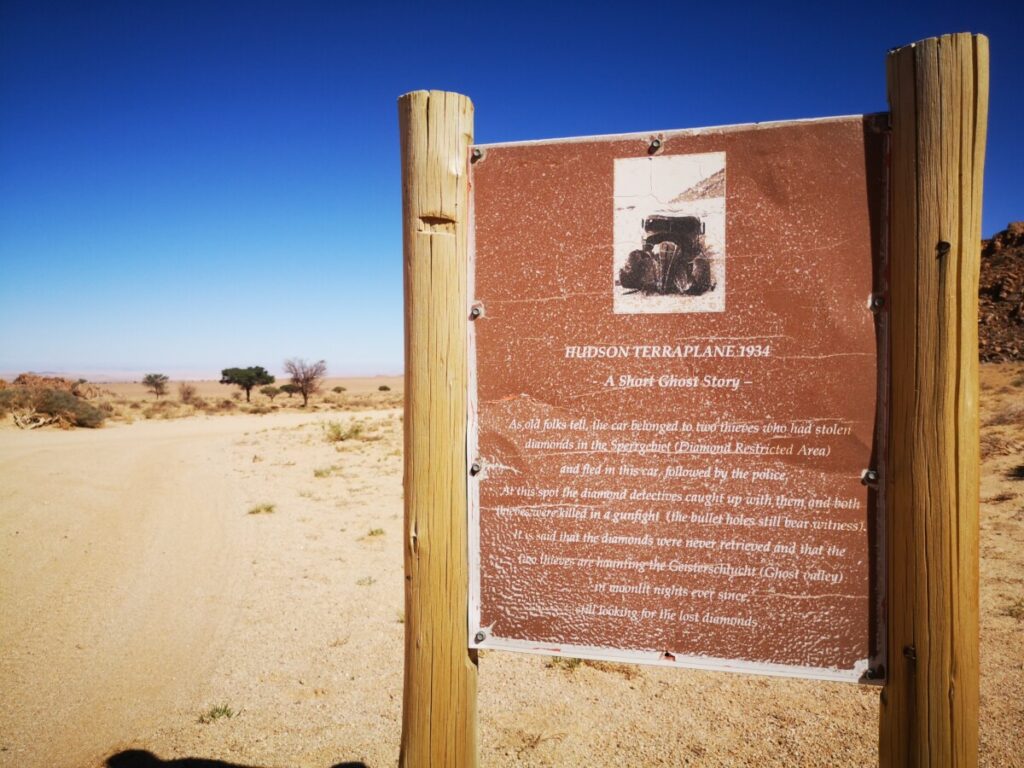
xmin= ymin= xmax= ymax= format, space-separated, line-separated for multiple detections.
xmin=469 ymin=306 xmax=482 ymax=319
xmin=471 ymin=148 xmax=483 ymax=163
xmin=470 ymin=461 xmax=482 ymax=476
xmin=865 ymin=664 xmax=885 ymax=680
xmin=869 ymin=293 xmax=886 ymax=313
xmin=648 ymin=138 xmax=662 ymax=154
xmin=474 ymin=631 xmax=486 ymax=644
xmin=861 ymin=469 xmax=879 ymax=486
xmin=936 ymin=240 xmax=951 ymax=258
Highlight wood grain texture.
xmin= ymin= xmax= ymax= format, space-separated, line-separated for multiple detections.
xmin=881 ymin=33 xmax=988 ymax=768
xmin=398 ymin=90 xmax=477 ymax=768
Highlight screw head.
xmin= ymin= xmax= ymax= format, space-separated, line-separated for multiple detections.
xmin=470 ymin=306 xmax=482 ymax=319
xmin=470 ymin=462 xmax=482 ymax=476
xmin=648 ymin=138 xmax=662 ymax=154
xmin=869 ymin=294 xmax=885 ymax=312
xmin=865 ymin=665 xmax=884 ymax=680
xmin=861 ymin=469 xmax=879 ymax=485
xmin=474 ymin=631 xmax=486 ymax=644
xmin=471 ymin=148 xmax=483 ymax=162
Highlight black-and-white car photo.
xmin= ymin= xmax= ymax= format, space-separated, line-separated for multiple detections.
xmin=613 ymin=152 xmax=725 ymax=313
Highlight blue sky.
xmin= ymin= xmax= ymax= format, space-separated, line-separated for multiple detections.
xmin=0 ymin=0 xmax=1020 ymax=377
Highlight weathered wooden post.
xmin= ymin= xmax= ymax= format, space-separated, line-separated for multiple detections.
xmin=398 ymin=90 xmax=478 ymax=768
xmin=881 ymin=33 xmax=988 ymax=768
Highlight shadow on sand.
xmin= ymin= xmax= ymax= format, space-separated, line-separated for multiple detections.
xmin=105 ymin=749 xmax=369 ymax=768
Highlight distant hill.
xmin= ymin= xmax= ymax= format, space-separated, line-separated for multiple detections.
xmin=980 ymin=222 xmax=1024 ymax=362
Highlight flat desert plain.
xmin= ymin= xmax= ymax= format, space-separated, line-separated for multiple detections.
xmin=1 ymin=369 xmax=1022 ymax=768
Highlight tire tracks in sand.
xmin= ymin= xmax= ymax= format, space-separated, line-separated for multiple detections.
xmin=0 ymin=417 xmax=264 ymax=768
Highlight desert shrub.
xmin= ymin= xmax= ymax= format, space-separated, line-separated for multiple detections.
xmin=324 ymin=420 xmax=363 ymax=443
xmin=198 ymin=704 xmax=236 ymax=724
xmin=0 ymin=386 xmax=33 ymax=415
xmin=332 ymin=386 xmax=346 ymax=393
xmin=985 ymin=402 xmax=1024 ymax=427
xmin=34 ymin=388 xmax=106 ymax=428
xmin=143 ymin=400 xmax=179 ymax=419
xmin=178 ymin=382 xmax=198 ymax=403
xmin=218 ymin=399 xmax=236 ymax=411
xmin=378 ymin=385 xmax=391 ymax=392
xmin=247 ymin=404 xmax=272 ymax=415
xmin=260 ymin=385 xmax=280 ymax=401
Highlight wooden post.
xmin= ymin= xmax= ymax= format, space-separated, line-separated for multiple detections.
xmin=881 ymin=33 xmax=988 ymax=768
xmin=398 ymin=90 xmax=478 ymax=768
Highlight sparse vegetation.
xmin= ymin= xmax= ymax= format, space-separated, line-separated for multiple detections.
xmin=142 ymin=373 xmax=169 ymax=399
xmin=280 ymin=383 xmax=300 ymax=398
xmin=247 ymin=503 xmax=276 ymax=515
xmin=378 ymin=384 xmax=391 ymax=391
xmin=332 ymin=385 xmax=346 ymax=393
xmin=985 ymin=402 xmax=1024 ymax=427
xmin=367 ymin=528 xmax=384 ymax=537
xmin=178 ymin=382 xmax=198 ymax=403
xmin=324 ymin=420 xmax=364 ymax=443
xmin=1003 ymin=597 xmax=1024 ymax=621
xmin=545 ymin=656 xmax=582 ymax=671
xmin=356 ymin=576 xmax=376 ymax=586
xmin=260 ymin=385 xmax=281 ymax=401
xmin=198 ymin=704 xmax=237 ymax=724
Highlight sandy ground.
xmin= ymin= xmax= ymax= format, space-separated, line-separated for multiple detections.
xmin=0 ymin=367 xmax=1021 ymax=768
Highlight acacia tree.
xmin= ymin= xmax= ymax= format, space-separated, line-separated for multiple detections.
xmin=142 ymin=373 xmax=169 ymax=399
xmin=279 ymin=383 xmax=300 ymax=398
xmin=220 ymin=366 xmax=275 ymax=402
xmin=284 ymin=358 xmax=326 ymax=407
xmin=260 ymin=385 xmax=280 ymax=401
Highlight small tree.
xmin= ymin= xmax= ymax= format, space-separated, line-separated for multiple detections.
xmin=284 ymin=358 xmax=326 ymax=407
xmin=280 ymin=384 xmax=300 ymax=398
xmin=220 ymin=366 xmax=275 ymax=402
xmin=260 ymin=385 xmax=281 ymax=401
xmin=143 ymin=373 xmax=169 ymax=399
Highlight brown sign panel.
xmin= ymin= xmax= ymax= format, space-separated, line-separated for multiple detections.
xmin=469 ymin=116 xmax=886 ymax=682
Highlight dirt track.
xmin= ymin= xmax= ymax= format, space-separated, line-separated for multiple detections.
xmin=0 ymin=416 xmax=274 ymax=766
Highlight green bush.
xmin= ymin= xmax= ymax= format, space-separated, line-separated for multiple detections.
xmin=378 ymin=385 xmax=391 ymax=392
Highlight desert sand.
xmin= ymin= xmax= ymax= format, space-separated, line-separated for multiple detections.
xmin=0 ymin=369 xmax=1021 ymax=768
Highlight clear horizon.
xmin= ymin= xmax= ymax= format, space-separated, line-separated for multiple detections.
xmin=1 ymin=1 xmax=1021 ymax=374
